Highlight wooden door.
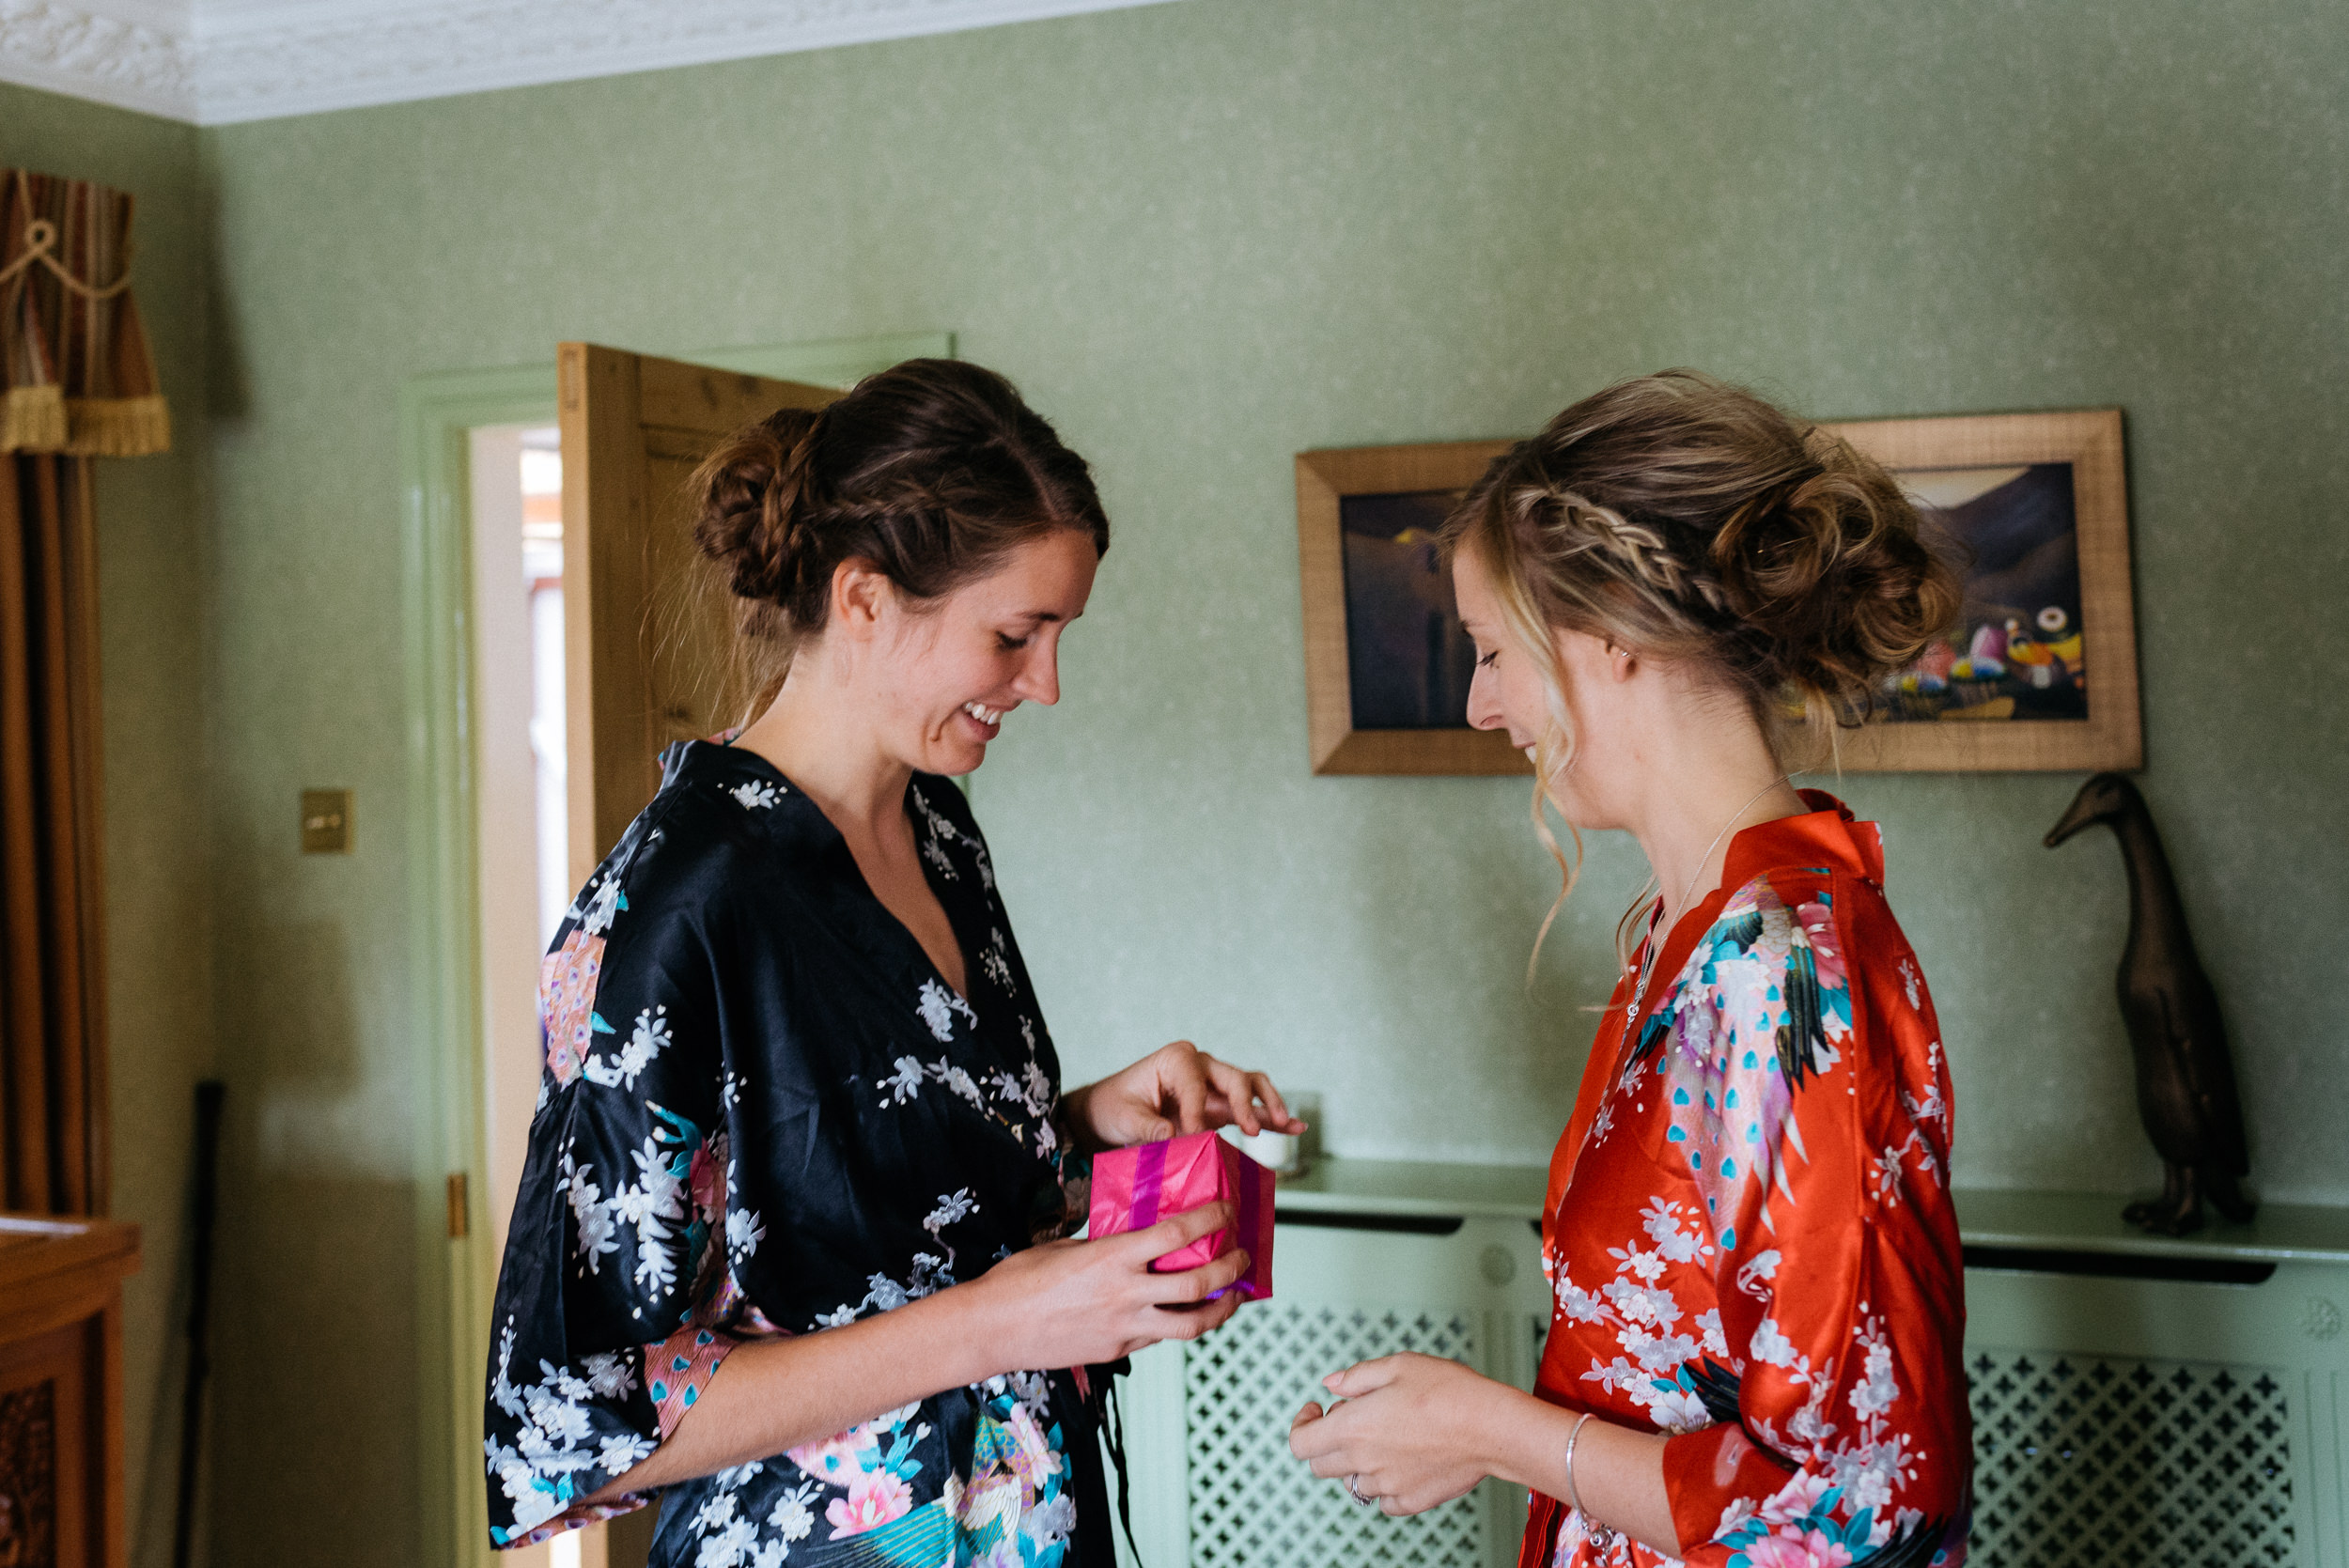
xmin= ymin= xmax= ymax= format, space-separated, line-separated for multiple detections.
xmin=556 ymin=344 xmax=840 ymax=886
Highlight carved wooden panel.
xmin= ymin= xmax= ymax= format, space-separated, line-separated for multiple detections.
xmin=0 ymin=1217 xmax=137 ymax=1568
xmin=0 ymin=1330 xmax=79 ymax=1568
xmin=0 ymin=1377 xmax=56 ymax=1568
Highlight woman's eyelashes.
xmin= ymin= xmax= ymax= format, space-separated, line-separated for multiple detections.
xmin=1476 ymin=647 xmax=1501 ymax=670
xmin=995 ymin=631 xmax=1033 ymax=651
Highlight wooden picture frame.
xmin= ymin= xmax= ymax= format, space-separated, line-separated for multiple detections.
xmin=1823 ymin=407 xmax=2142 ymax=773
xmin=1296 ymin=409 xmax=2140 ymax=777
xmin=1296 ymin=440 xmax=1527 ymax=775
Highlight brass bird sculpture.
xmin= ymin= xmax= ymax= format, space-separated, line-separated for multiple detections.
xmin=2046 ymin=773 xmax=2254 ymax=1234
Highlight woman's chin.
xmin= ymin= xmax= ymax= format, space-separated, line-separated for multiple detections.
xmin=929 ymin=737 xmax=990 ymax=777
xmin=1539 ymin=783 xmax=1605 ymax=831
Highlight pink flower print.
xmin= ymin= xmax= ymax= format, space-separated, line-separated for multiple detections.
xmin=992 ymin=1402 xmax=1060 ymax=1501
xmin=825 ymin=1470 xmax=912 ymax=1538
xmin=1796 ymin=902 xmax=1847 ymax=992
xmin=1741 ymin=1526 xmax=1854 ymax=1568
xmin=688 ymin=1141 xmax=724 ymax=1222
xmin=786 ymin=1429 xmax=874 ymax=1488
xmin=537 ymin=931 xmax=606 ymax=1086
xmin=1758 ymin=1468 xmax=1834 ymax=1525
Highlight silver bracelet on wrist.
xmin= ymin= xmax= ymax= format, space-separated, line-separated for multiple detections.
xmin=1563 ymin=1410 xmax=1595 ymax=1519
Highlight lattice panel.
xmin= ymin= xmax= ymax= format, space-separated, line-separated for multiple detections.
xmin=1968 ymin=1349 xmax=2296 ymax=1568
xmin=1185 ymin=1303 xmax=1487 ymax=1568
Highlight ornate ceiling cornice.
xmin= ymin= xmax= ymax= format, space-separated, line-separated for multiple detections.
xmin=0 ymin=2 xmax=195 ymax=119
xmin=0 ymin=0 xmax=1180 ymax=125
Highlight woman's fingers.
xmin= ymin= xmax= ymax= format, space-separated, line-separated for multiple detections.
xmin=1158 ymin=1289 xmax=1241 ymax=1340
xmin=1247 ymin=1071 xmax=1306 ymax=1135
xmin=1109 ymin=1041 xmax=1306 ymax=1141
xmin=1199 ymin=1055 xmax=1261 ymax=1135
xmin=1288 ymin=1402 xmax=1345 ymax=1460
xmin=1196 ymin=1061 xmax=1307 ymax=1139
xmin=1161 ymin=1041 xmax=1209 ymax=1134
xmin=1157 ymin=1248 xmax=1249 ymax=1305
xmin=1306 ymin=1447 xmax=1356 ymax=1480
xmin=1323 ymin=1355 xmax=1401 ymax=1398
xmin=1126 ymin=1200 xmax=1235 ymax=1263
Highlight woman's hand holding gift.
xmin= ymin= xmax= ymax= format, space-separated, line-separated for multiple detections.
xmin=1064 ymin=1040 xmax=1307 ymax=1152
xmin=968 ymin=1201 xmax=1252 ymax=1366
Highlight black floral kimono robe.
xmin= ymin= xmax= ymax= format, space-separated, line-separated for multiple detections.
xmin=485 ymin=739 xmax=1112 ymax=1568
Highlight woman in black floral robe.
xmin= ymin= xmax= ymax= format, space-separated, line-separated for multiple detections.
xmin=485 ymin=360 xmax=1300 ymax=1568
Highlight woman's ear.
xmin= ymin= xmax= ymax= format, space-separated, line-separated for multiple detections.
xmin=1556 ymin=628 xmax=1631 ymax=689
xmin=830 ymin=558 xmax=893 ymax=640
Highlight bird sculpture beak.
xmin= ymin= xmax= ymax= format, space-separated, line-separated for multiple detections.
xmin=2046 ymin=779 xmax=2108 ymax=847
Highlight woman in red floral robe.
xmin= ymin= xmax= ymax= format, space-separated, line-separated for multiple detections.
xmin=1289 ymin=372 xmax=1972 ymax=1567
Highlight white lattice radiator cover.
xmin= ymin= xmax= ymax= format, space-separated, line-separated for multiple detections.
xmin=1967 ymin=1349 xmax=2297 ymax=1567
xmin=1183 ymin=1302 xmax=1490 ymax=1568
xmin=1126 ymin=1198 xmax=2349 ymax=1568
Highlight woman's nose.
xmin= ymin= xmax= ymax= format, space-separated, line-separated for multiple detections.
xmin=1016 ymin=642 xmax=1062 ymax=706
xmin=1465 ymin=668 xmax=1502 ymax=731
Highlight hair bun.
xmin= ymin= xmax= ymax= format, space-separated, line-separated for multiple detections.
xmin=1442 ymin=368 xmax=1965 ymax=748
xmin=691 ymin=406 xmax=820 ymax=604
xmin=1711 ymin=434 xmax=1962 ymax=720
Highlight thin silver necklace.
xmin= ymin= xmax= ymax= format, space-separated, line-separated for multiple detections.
xmin=1622 ymin=775 xmax=1791 ymax=1035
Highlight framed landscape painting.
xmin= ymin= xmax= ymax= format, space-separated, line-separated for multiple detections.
xmin=1825 ymin=407 xmax=2142 ymax=773
xmin=1296 ymin=408 xmax=2140 ymax=777
xmin=1295 ymin=439 xmax=1526 ymax=775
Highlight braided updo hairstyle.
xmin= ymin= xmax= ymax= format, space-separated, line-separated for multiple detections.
xmin=1439 ymin=370 xmax=1961 ymax=962
xmin=690 ymin=358 xmax=1109 ymax=718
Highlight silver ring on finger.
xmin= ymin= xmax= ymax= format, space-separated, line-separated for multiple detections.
xmin=1346 ymin=1475 xmax=1376 ymax=1507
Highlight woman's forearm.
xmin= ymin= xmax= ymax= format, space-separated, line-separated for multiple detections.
xmin=579 ymin=1195 xmax=1248 ymax=1508
xmin=583 ymin=1280 xmax=1008 ymax=1503
xmin=1481 ymin=1389 xmax=1680 ymax=1558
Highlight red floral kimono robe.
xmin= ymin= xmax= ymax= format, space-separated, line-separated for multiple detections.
xmin=1524 ymin=794 xmax=1971 ymax=1568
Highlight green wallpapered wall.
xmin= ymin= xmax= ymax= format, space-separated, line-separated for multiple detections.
xmin=12 ymin=0 xmax=2349 ymax=1560
xmin=0 ymin=83 xmax=216 ymax=1568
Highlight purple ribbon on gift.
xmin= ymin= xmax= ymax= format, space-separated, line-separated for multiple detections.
xmin=1130 ymin=1138 xmax=1169 ymax=1230
xmin=1233 ymin=1151 xmax=1261 ymax=1296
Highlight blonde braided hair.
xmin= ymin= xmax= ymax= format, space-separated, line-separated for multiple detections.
xmin=1440 ymin=370 xmax=1961 ymax=972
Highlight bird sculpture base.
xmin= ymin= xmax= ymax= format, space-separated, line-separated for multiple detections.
xmin=2124 ymin=1160 xmax=2259 ymax=1236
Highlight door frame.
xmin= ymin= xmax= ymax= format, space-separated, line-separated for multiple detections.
xmin=397 ymin=333 xmax=953 ymax=1566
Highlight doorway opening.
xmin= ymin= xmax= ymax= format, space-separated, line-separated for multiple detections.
xmin=467 ymin=423 xmax=586 ymax=1568
xmin=468 ymin=422 xmax=662 ymax=1568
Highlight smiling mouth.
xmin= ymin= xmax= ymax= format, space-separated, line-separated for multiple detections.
xmin=962 ymin=701 xmax=1007 ymax=728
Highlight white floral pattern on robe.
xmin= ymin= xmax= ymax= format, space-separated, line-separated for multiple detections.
xmin=485 ymin=742 xmax=1101 ymax=1567
xmin=1530 ymin=797 xmax=1971 ymax=1568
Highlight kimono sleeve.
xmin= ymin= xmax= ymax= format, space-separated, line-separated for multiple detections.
xmin=482 ymin=852 xmax=740 ymax=1548
xmin=1661 ymin=878 xmax=1969 ymax=1566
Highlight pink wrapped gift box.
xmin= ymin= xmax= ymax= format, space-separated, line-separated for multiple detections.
xmin=1087 ymin=1131 xmax=1274 ymax=1301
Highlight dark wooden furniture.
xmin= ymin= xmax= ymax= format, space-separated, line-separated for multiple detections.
xmin=0 ymin=1216 xmax=139 ymax=1568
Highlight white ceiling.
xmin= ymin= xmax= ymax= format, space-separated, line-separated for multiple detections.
xmin=0 ymin=0 xmax=1185 ymax=124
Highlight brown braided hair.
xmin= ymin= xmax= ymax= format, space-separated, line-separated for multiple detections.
xmin=688 ymin=359 xmax=1109 ymax=718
